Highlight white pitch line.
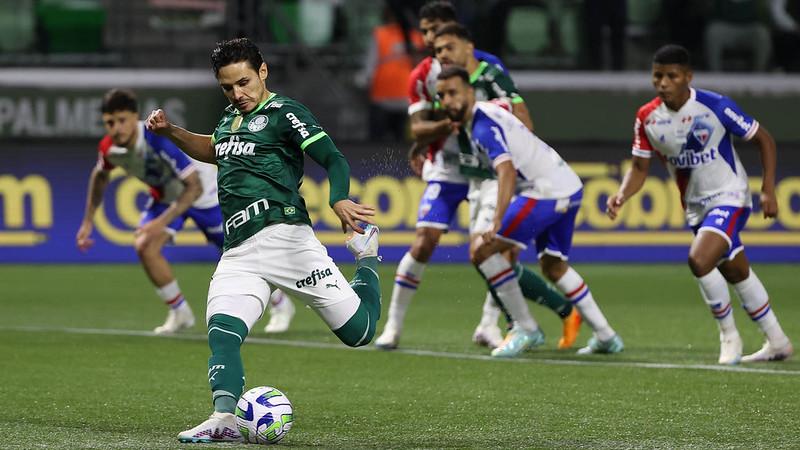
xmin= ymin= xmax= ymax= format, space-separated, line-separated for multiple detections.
xmin=3 ymin=325 xmax=799 ymax=376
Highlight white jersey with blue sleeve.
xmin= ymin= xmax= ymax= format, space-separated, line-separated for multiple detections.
xmin=468 ymin=102 xmax=582 ymax=200
xmin=632 ymin=88 xmax=756 ymax=226
xmin=97 ymin=121 xmax=218 ymax=208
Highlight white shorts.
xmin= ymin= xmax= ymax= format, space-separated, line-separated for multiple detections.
xmin=206 ymin=223 xmax=359 ymax=331
xmin=468 ymin=178 xmax=498 ymax=235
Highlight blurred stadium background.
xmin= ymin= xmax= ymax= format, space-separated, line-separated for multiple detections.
xmin=1 ymin=0 xmax=799 ymax=264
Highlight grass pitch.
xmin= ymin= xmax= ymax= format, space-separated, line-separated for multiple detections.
xmin=0 ymin=263 xmax=798 ymax=449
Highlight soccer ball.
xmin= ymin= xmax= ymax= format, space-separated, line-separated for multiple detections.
xmin=235 ymin=386 xmax=294 ymax=445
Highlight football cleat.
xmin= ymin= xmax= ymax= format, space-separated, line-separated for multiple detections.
xmin=154 ymin=302 xmax=195 ymax=335
xmin=741 ymin=339 xmax=793 ymax=363
xmin=557 ymin=308 xmax=582 ymax=350
xmin=346 ymin=224 xmax=380 ymax=259
xmin=374 ymin=326 xmax=400 ymax=350
xmin=472 ymin=324 xmax=504 ymax=349
xmin=177 ymin=411 xmax=242 ymax=443
xmin=718 ymin=333 xmax=743 ymax=365
xmin=490 ymin=326 xmax=545 ymax=358
xmin=577 ymin=334 xmax=624 ymax=355
xmin=264 ymin=293 xmax=295 ymax=334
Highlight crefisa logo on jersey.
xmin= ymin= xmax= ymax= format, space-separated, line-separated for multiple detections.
xmin=247 ymin=115 xmax=269 ymax=132
xmin=285 ymin=112 xmax=309 ymax=138
xmin=215 ymin=135 xmax=255 ymax=159
xmin=296 ymin=268 xmax=333 ymax=288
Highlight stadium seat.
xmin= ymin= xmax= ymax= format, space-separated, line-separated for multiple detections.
xmin=0 ymin=0 xmax=35 ymax=52
xmin=37 ymin=0 xmax=105 ymax=53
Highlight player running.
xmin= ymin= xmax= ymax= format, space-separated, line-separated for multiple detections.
xmin=436 ymin=66 xmax=623 ymax=358
xmin=146 ymin=38 xmax=382 ymax=443
xmin=77 ymin=88 xmax=224 ymax=334
xmin=607 ymin=45 xmax=792 ymax=364
xmin=375 ymin=1 xmax=578 ymax=351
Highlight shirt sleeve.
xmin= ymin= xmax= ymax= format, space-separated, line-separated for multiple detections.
xmin=407 ymin=62 xmax=432 ymax=116
xmin=96 ymin=136 xmax=115 ymax=171
xmin=278 ymin=102 xmax=328 ymax=152
xmin=632 ymin=107 xmax=655 ymax=158
xmin=714 ymin=95 xmax=760 ymax=141
xmin=147 ymin=132 xmax=197 ymax=179
xmin=487 ymin=69 xmax=524 ymax=105
xmin=471 ymin=112 xmax=512 ymax=168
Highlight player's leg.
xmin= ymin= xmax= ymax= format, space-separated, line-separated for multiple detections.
xmin=178 ymin=238 xmax=270 ymax=443
xmin=376 ymin=181 xmax=466 ymax=349
xmin=136 ymin=203 xmax=195 ymax=334
xmin=264 ymin=289 xmax=296 ymax=334
xmin=712 ymin=211 xmax=792 ymax=362
xmin=535 ymin=194 xmax=622 ymax=354
xmin=472 ymin=236 xmax=544 ymax=358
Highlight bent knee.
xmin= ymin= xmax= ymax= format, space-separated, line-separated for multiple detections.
xmin=687 ymin=252 xmax=716 ymax=277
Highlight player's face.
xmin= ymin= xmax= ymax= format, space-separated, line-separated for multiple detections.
xmin=434 ymin=34 xmax=472 ymax=67
xmin=102 ymin=110 xmax=139 ymax=147
xmin=420 ymin=18 xmax=451 ymax=51
xmin=217 ymin=61 xmax=269 ymax=114
xmin=436 ymin=76 xmax=472 ymax=123
xmin=652 ymin=63 xmax=692 ymax=108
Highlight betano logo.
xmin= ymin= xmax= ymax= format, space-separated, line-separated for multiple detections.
xmin=0 ymin=175 xmax=51 ymax=245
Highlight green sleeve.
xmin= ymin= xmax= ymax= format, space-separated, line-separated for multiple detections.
xmin=305 ymin=135 xmax=351 ymax=207
xmin=490 ymin=68 xmax=524 ymax=104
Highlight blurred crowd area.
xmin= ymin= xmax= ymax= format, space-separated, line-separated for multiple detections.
xmin=1 ymin=0 xmax=799 ymax=73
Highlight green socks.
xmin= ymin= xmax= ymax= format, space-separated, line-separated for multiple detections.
xmin=514 ymin=262 xmax=573 ymax=318
xmin=335 ymin=257 xmax=381 ymax=347
xmin=207 ymin=313 xmax=249 ymax=413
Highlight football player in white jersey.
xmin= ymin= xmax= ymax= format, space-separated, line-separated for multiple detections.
xmin=436 ymin=66 xmax=623 ymax=358
xmin=607 ymin=45 xmax=792 ymax=364
xmin=76 ymin=89 xmax=295 ymax=335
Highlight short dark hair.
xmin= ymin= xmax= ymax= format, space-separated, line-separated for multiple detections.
xmin=419 ymin=1 xmax=457 ymax=22
xmin=434 ymin=22 xmax=472 ymax=42
xmin=653 ymin=44 xmax=691 ymax=67
xmin=437 ymin=65 xmax=470 ymax=85
xmin=101 ymin=88 xmax=138 ymax=114
xmin=210 ymin=37 xmax=265 ymax=76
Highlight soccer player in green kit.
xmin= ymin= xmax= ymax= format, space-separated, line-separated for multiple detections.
xmin=146 ymin=38 xmax=382 ymax=443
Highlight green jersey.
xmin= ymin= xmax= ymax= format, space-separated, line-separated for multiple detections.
xmin=458 ymin=61 xmax=524 ymax=179
xmin=211 ymin=93 xmax=330 ymax=250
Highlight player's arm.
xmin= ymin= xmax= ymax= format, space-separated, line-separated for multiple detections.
xmin=512 ymin=101 xmax=534 ymax=131
xmin=151 ymin=171 xmax=203 ymax=229
xmin=145 ymin=109 xmax=216 ymax=164
xmin=305 ymin=137 xmax=375 ymax=234
xmin=76 ymin=164 xmax=110 ymax=252
xmin=491 ymin=70 xmax=534 ymax=131
xmin=607 ymin=155 xmax=651 ymax=220
xmin=409 ymin=109 xmax=457 ymax=145
xmin=748 ymin=124 xmax=778 ymax=218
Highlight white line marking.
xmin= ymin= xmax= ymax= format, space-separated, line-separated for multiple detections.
xmin=3 ymin=325 xmax=798 ymax=376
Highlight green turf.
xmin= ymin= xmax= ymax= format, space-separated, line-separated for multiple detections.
xmin=0 ymin=263 xmax=798 ymax=449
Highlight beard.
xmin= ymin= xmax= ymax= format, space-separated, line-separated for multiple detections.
xmin=445 ymin=104 xmax=467 ymax=122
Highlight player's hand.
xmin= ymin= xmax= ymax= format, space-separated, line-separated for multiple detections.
xmin=760 ymin=190 xmax=778 ymax=218
xmin=606 ymin=193 xmax=625 ymax=220
xmin=145 ymin=109 xmax=172 ymax=135
xmin=409 ymin=153 xmax=425 ymax=177
xmin=332 ymin=199 xmax=376 ymax=234
xmin=135 ymin=220 xmax=167 ymax=247
xmin=76 ymin=221 xmax=95 ymax=252
xmin=482 ymin=218 xmax=502 ymax=243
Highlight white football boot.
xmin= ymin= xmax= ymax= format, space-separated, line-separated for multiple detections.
xmin=154 ymin=302 xmax=195 ymax=335
xmin=741 ymin=339 xmax=793 ymax=363
xmin=472 ymin=324 xmax=504 ymax=349
xmin=264 ymin=291 xmax=296 ymax=334
xmin=374 ymin=324 xmax=401 ymax=350
xmin=718 ymin=333 xmax=743 ymax=365
xmin=177 ymin=411 xmax=242 ymax=443
xmin=346 ymin=224 xmax=380 ymax=259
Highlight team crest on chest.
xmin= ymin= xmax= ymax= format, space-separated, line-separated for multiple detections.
xmin=248 ymin=115 xmax=269 ymax=132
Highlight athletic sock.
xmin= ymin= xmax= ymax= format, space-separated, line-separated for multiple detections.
xmin=696 ymin=269 xmax=738 ymax=336
xmin=477 ymin=292 xmax=502 ymax=329
xmin=269 ymin=289 xmax=287 ymax=308
xmin=555 ymin=267 xmax=614 ymax=341
xmin=334 ymin=256 xmax=381 ymax=347
xmin=514 ymin=262 xmax=573 ymax=318
xmin=207 ymin=313 xmax=249 ymax=414
xmin=477 ymin=254 xmax=538 ymax=332
xmin=156 ymin=280 xmax=186 ymax=309
xmin=386 ymin=252 xmax=425 ymax=331
xmin=733 ymin=269 xmax=789 ymax=346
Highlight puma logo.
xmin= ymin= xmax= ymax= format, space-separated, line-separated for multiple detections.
xmin=325 ymin=281 xmax=340 ymax=290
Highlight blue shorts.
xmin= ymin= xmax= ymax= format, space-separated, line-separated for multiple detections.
xmin=497 ymin=190 xmax=583 ymax=260
xmin=691 ymin=206 xmax=750 ymax=261
xmin=416 ymin=181 xmax=469 ymax=230
xmin=140 ymin=200 xmax=224 ymax=249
